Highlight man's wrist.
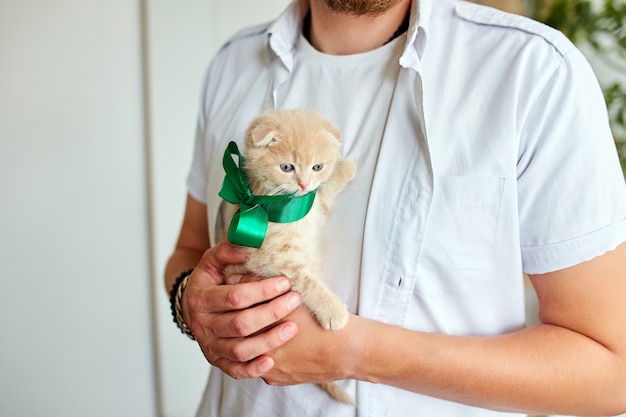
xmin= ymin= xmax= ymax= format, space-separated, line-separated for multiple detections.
xmin=169 ymin=269 xmax=195 ymax=340
xmin=336 ymin=314 xmax=368 ymax=382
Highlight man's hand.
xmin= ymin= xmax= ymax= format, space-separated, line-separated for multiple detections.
xmin=261 ymin=306 xmax=360 ymax=387
xmin=181 ymin=241 xmax=302 ymax=379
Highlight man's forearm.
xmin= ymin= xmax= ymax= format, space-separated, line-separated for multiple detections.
xmin=164 ymin=248 xmax=205 ymax=292
xmin=351 ymin=317 xmax=626 ymax=416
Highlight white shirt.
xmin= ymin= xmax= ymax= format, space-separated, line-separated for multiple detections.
xmin=186 ymin=0 xmax=626 ymax=416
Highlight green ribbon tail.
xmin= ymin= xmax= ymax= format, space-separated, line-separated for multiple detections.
xmin=228 ymin=204 xmax=268 ymax=249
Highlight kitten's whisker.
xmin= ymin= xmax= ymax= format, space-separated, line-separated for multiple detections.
xmin=270 ymin=185 xmax=296 ymax=196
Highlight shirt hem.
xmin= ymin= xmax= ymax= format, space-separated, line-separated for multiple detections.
xmin=521 ymin=217 xmax=626 ymax=275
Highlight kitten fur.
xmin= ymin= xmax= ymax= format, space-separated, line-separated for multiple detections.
xmin=222 ymin=109 xmax=357 ymax=405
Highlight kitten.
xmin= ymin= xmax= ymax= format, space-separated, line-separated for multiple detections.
xmin=222 ymin=109 xmax=357 ymax=405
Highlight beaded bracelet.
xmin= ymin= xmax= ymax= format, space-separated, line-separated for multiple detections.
xmin=169 ymin=269 xmax=196 ymax=340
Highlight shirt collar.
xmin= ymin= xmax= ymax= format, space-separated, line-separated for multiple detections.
xmin=265 ymin=0 xmax=308 ymax=65
xmin=265 ymin=0 xmax=431 ymax=71
xmin=401 ymin=0 xmax=430 ymax=70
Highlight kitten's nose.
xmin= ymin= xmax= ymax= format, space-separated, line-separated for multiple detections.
xmin=298 ymin=181 xmax=308 ymax=191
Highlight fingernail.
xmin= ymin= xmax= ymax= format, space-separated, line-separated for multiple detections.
xmin=258 ymin=358 xmax=273 ymax=373
xmin=286 ymin=293 xmax=301 ymax=310
xmin=227 ymin=274 xmax=242 ymax=284
xmin=227 ymin=274 xmax=243 ymax=284
xmin=276 ymin=278 xmax=291 ymax=293
xmin=280 ymin=323 xmax=297 ymax=341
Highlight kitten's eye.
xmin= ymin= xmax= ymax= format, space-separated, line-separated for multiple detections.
xmin=280 ymin=163 xmax=294 ymax=172
xmin=312 ymin=163 xmax=324 ymax=172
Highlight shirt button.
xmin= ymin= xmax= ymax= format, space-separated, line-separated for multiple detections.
xmin=263 ymin=99 xmax=273 ymax=111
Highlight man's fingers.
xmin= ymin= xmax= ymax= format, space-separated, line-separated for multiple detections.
xmin=226 ymin=273 xmax=264 ymax=285
xmin=190 ymin=276 xmax=292 ymax=314
xmin=207 ymin=291 xmax=301 ymax=338
xmin=195 ymin=241 xmax=248 ymax=280
xmin=210 ymin=320 xmax=299 ymax=372
xmin=214 ymin=355 xmax=275 ymax=380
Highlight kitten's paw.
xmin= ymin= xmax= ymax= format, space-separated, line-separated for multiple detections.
xmin=336 ymin=160 xmax=357 ymax=183
xmin=315 ymin=302 xmax=349 ymax=331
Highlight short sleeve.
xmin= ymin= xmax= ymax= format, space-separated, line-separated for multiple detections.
xmin=517 ymin=47 xmax=626 ymax=274
xmin=186 ymin=117 xmax=209 ymax=203
xmin=185 ymin=67 xmax=213 ymax=204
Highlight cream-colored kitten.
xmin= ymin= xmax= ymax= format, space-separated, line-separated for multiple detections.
xmin=222 ymin=109 xmax=357 ymax=404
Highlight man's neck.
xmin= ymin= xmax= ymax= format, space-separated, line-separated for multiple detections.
xmin=307 ymin=0 xmax=412 ymax=55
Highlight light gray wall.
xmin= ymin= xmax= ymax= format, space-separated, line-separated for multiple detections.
xmin=0 ymin=1 xmax=155 ymax=416
xmin=0 ymin=0 xmax=288 ymax=416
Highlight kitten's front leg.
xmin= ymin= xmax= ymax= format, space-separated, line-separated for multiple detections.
xmin=309 ymin=291 xmax=350 ymax=331
xmin=331 ymin=159 xmax=357 ymax=189
xmin=289 ymin=271 xmax=349 ymax=331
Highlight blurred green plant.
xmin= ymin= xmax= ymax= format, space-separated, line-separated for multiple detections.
xmin=531 ymin=0 xmax=626 ymax=175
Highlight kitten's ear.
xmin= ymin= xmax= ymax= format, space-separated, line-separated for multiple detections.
xmin=247 ymin=114 xmax=281 ymax=147
xmin=323 ymin=124 xmax=343 ymax=145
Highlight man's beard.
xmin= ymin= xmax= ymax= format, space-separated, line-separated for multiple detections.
xmin=321 ymin=0 xmax=404 ymax=16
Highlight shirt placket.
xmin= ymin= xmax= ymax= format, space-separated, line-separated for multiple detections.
xmin=356 ymin=66 xmax=434 ymax=417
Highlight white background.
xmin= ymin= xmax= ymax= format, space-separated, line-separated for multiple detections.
xmin=0 ymin=1 xmax=287 ymax=416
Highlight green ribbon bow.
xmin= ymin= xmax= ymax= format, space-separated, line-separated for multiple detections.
xmin=218 ymin=141 xmax=316 ymax=248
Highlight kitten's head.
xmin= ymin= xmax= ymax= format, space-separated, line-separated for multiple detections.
xmin=243 ymin=109 xmax=343 ymax=196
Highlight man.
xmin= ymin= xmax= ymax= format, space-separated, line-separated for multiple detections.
xmin=165 ymin=0 xmax=626 ymax=415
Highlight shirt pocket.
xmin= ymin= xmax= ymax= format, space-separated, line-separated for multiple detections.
xmin=415 ymin=176 xmax=506 ymax=296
